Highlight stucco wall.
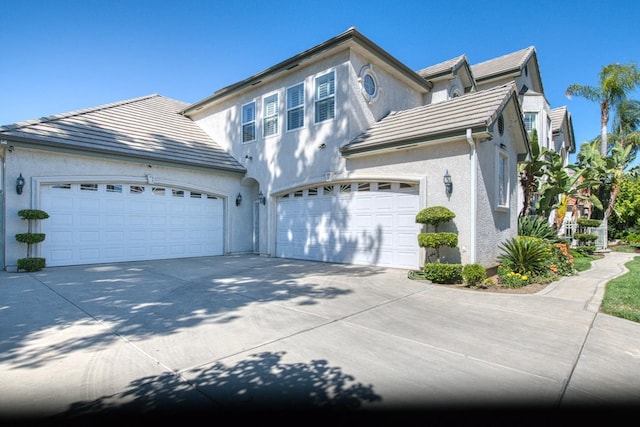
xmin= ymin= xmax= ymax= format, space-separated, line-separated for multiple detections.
xmin=2 ymin=147 xmax=247 ymax=269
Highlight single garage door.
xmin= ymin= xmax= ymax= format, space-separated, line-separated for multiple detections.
xmin=276 ymin=181 xmax=420 ymax=269
xmin=40 ymin=182 xmax=224 ymax=266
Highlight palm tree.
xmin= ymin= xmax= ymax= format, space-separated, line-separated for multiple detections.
xmin=566 ymin=63 xmax=640 ymax=156
xmin=611 ymin=99 xmax=640 ymax=155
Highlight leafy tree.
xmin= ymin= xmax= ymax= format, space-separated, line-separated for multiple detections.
xmin=572 ymin=140 xmax=634 ymax=221
xmin=536 ymin=148 xmax=601 ymax=221
xmin=609 ymin=169 xmax=640 ymax=237
xmin=566 ymin=63 xmax=640 ymax=156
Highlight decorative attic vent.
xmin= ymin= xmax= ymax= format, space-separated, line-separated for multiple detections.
xmin=498 ymin=115 xmax=505 ymax=136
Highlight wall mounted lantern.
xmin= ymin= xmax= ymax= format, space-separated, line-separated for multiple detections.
xmin=258 ymin=191 xmax=266 ymax=205
xmin=235 ymin=193 xmax=242 ymax=207
xmin=443 ymin=170 xmax=453 ymax=198
xmin=16 ymin=173 xmax=25 ymax=195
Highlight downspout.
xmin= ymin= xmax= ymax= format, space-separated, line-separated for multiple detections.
xmin=466 ymin=129 xmax=477 ymax=264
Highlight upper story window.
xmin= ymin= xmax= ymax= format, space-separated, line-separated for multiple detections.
xmin=287 ymin=83 xmax=304 ymax=131
xmin=524 ymin=112 xmax=537 ymax=134
xmin=263 ymin=93 xmax=279 ymax=137
xmin=497 ymin=150 xmax=509 ymax=210
xmin=315 ymin=70 xmax=335 ymax=123
xmin=359 ymin=65 xmax=379 ymax=103
xmin=241 ymin=101 xmax=256 ymax=143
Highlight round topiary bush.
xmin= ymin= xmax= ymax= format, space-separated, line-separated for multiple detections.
xmin=17 ymin=257 xmax=46 ymax=272
xmin=577 ymin=218 xmax=601 ymax=228
xmin=423 ymin=262 xmax=463 ymax=284
xmin=18 ymin=209 xmax=50 ymax=221
xmin=417 ymin=232 xmax=458 ymax=249
xmin=416 ymin=206 xmax=456 ymax=229
xmin=15 ymin=233 xmax=46 ymax=244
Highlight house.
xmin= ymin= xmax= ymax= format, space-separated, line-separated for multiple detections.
xmin=0 ymin=27 xmax=572 ymax=272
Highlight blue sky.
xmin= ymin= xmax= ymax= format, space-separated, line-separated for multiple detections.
xmin=2 ymin=0 xmax=639 ymax=164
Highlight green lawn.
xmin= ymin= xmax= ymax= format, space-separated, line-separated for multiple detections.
xmin=601 ymin=246 xmax=640 ymax=323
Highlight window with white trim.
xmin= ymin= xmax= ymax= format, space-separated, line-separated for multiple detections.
xmin=523 ymin=112 xmax=537 ymax=133
xmin=241 ymin=101 xmax=256 ymax=143
xmin=497 ymin=151 xmax=509 ymax=209
xmin=315 ymin=70 xmax=335 ymax=123
xmin=263 ymin=93 xmax=279 ymax=137
xmin=287 ymin=82 xmax=304 ymax=131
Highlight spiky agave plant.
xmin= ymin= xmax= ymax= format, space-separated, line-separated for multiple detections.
xmin=497 ymin=236 xmax=551 ymax=275
xmin=518 ymin=216 xmax=558 ymax=241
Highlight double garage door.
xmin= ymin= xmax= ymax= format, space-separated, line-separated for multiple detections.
xmin=276 ymin=181 xmax=421 ymax=269
xmin=40 ymin=183 xmax=224 ymax=267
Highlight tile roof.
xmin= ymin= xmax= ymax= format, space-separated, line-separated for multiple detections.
xmin=470 ymin=46 xmax=535 ymax=81
xmin=342 ymin=84 xmax=519 ymax=155
xmin=549 ymin=106 xmax=568 ymax=132
xmin=0 ymin=94 xmax=246 ymax=173
xmin=416 ymin=54 xmax=468 ymax=79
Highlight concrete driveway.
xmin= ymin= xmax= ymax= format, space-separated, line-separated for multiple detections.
xmin=2 ymin=253 xmax=640 ymax=421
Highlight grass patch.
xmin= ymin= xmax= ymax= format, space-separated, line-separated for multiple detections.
xmin=609 ymin=244 xmax=640 ymax=253
xmin=570 ymin=249 xmax=597 ymax=272
xmin=602 ymin=256 xmax=640 ymax=323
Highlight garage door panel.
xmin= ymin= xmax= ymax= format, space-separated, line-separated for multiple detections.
xmin=106 ymin=215 xmax=125 ymax=226
xmin=41 ymin=182 xmax=224 ymax=266
xmin=398 ymin=213 xmax=417 ymax=227
xmin=129 ymin=216 xmax=147 ymax=226
xmin=51 ymin=214 xmax=73 ymax=226
xmin=79 ymin=248 xmax=100 ymax=261
xmin=79 ymin=215 xmax=99 ymax=226
xmin=105 ymin=231 xmax=125 ymax=242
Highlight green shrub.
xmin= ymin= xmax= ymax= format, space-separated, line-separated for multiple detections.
xmin=17 ymin=257 xmax=46 ymax=272
xmin=624 ymin=234 xmax=640 ymax=244
xmin=417 ymin=232 xmax=458 ymax=248
xmin=15 ymin=233 xmax=46 ymax=244
xmin=17 ymin=209 xmax=50 ymax=221
xmin=423 ymin=263 xmax=463 ymax=284
xmin=577 ymin=218 xmax=601 ymax=228
xmin=462 ymin=263 xmax=486 ymax=286
xmin=497 ymin=236 xmax=550 ymax=275
xmin=576 ymin=245 xmax=597 ymax=255
xmin=574 ymin=233 xmax=598 ymax=243
xmin=518 ymin=216 xmax=558 ymax=241
xmin=416 ymin=206 xmax=455 ymax=229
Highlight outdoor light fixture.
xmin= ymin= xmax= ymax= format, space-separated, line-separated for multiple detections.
xmin=258 ymin=191 xmax=266 ymax=205
xmin=443 ymin=169 xmax=453 ymax=198
xmin=16 ymin=173 xmax=25 ymax=195
xmin=235 ymin=193 xmax=242 ymax=207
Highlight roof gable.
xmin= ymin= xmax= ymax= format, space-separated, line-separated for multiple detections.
xmin=549 ymin=106 xmax=576 ymax=153
xmin=471 ymin=46 xmax=543 ymax=94
xmin=417 ymin=54 xmax=476 ymax=93
xmin=0 ymin=95 xmax=246 ymax=173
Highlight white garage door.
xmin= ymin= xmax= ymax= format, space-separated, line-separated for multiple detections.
xmin=40 ymin=183 xmax=224 ymax=267
xmin=276 ymin=182 xmax=420 ymax=269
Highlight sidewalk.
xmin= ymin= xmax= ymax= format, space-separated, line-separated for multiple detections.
xmin=540 ymin=250 xmax=640 ymax=407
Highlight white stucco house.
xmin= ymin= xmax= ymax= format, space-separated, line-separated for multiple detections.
xmin=0 ymin=27 xmax=574 ymax=272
